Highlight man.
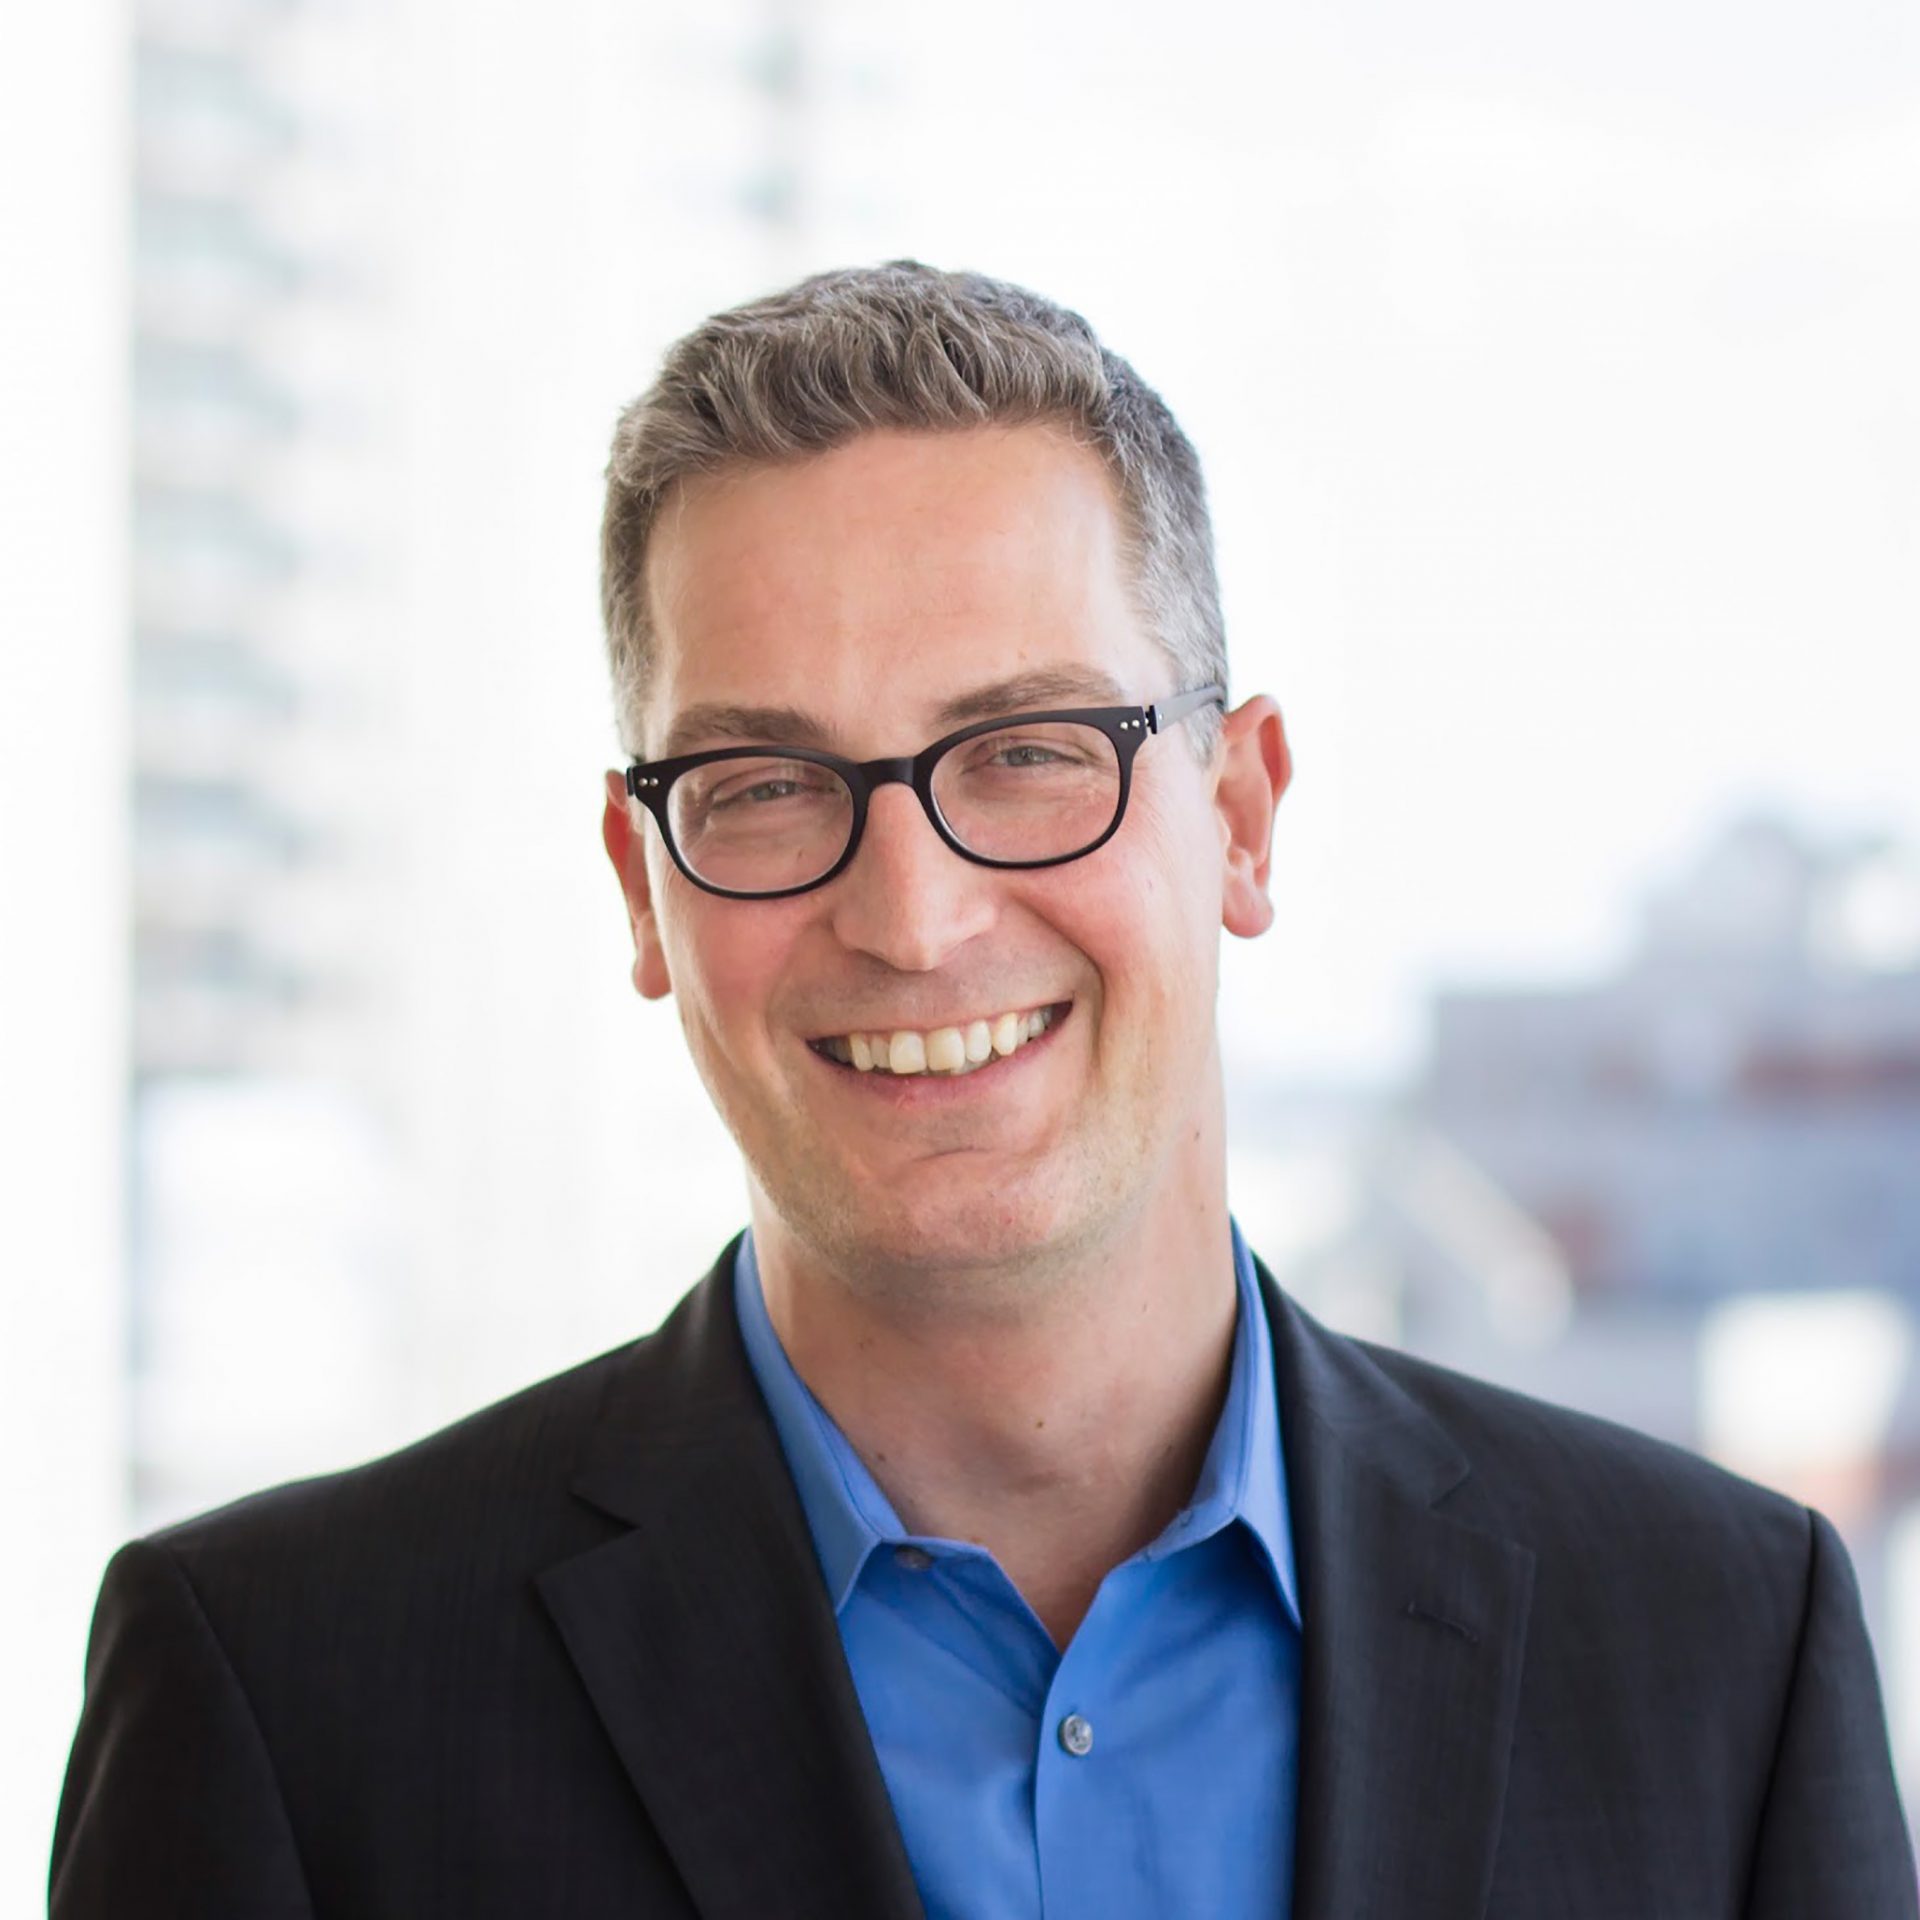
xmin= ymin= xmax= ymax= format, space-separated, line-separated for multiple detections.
xmin=53 ymin=261 xmax=1915 ymax=1917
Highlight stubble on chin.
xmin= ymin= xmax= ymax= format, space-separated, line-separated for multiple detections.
xmin=744 ymin=1091 xmax=1166 ymax=1328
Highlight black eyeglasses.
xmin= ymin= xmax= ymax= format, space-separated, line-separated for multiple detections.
xmin=624 ymin=685 xmax=1226 ymax=900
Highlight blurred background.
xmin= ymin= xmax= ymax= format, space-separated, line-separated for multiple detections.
xmin=4 ymin=0 xmax=1917 ymax=1901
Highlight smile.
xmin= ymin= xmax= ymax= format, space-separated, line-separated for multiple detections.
xmin=807 ymin=1003 xmax=1066 ymax=1077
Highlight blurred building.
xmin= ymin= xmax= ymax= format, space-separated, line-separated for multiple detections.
xmin=1258 ymin=811 xmax=1920 ymax=1471
xmin=128 ymin=0 xmax=413 ymax=1523
xmin=1420 ymin=811 xmax=1920 ymax=1308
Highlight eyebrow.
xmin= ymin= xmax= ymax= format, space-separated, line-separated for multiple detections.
xmin=652 ymin=666 xmax=1135 ymax=761
xmin=657 ymin=704 xmax=832 ymax=759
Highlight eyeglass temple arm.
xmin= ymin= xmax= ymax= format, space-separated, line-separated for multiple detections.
xmin=1147 ymin=684 xmax=1227 ymax=732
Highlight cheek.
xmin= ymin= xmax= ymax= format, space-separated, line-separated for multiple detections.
xmin=1106 ymin=787 xmax=1223 ymax=964
xmin=657 ymin=882 xmax=795 ymax=1062
xmin=1042 ymin=823 xmax=1219 ymax=1033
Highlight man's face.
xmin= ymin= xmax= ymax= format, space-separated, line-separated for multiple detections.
xmin=602 ymin=424 xmax=1287 ymax=1297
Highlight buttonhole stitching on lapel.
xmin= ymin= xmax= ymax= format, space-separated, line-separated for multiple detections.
xmin=1403 ymin=1599 xmax=1481 ymax=1646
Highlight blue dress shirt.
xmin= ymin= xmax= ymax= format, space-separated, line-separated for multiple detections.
xmin=734 ymin=1224 xmax=1302 ymax=1920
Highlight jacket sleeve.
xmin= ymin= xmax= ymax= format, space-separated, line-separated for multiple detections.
xmin=50 ymin=1537 xmax=315 ymax=1920
xmin=1740 ymin=1506 xmax=1918 ymax=1919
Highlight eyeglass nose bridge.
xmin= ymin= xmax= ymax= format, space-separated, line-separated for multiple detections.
xmin=837 ymin=752 xmax=952 ymax=868
xmin=854 ymin=754 xmax=923 ymax=790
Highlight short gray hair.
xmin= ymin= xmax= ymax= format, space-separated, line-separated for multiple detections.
xmin=600 ymin=260 xmax=1226 ymax=757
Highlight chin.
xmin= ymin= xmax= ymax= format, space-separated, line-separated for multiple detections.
xmin=768 ymin=1147 xmax=1127 ymax=1306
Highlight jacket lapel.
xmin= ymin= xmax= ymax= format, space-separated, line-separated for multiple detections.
xmin=536 ymin=1245 xmax=924 ymax=1920
xmin=1260 ymin=1265 xmax=1536 ymax=1920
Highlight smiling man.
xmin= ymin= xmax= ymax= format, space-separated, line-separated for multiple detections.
xmin=54 ymin=263 xmax=1916 ymax=1918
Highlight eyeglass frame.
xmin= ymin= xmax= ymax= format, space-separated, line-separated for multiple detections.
xmin=623 ymin=683 xmax=1228 ymax=901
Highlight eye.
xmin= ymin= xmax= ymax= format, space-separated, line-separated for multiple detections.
xmin=694 ymin=759 xmax=847 ymax=816
xmin=955 ymin=725 xmax=1106 ymax=776
xmin=710 ymin=775 xmax=809 ymax=809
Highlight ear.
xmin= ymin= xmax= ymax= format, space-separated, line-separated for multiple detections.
xmin=1213 ymin=695 xmax=1291 ymax=940
xmin=602 ymin=770 xmax=674 ymax=999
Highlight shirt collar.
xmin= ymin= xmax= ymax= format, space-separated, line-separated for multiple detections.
xmin=733 ymin=1221 xmax=1300 ymax=1627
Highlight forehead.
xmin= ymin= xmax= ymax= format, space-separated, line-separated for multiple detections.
xmin=640 ymin=425 xmax=1165 ymax=754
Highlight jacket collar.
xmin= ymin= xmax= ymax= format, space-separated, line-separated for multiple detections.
xmin=536 ymin=1236 xmax=1534 ymax=1920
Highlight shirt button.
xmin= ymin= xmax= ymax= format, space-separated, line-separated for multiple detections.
xmin=1057 ymin=1713 xmax=1094 ymax=1757
xmin=893 ymin=1545 xmax=934 ymax=1572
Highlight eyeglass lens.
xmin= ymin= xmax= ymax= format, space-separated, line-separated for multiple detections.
xmin=666 ymin=719 xmax=1124 ymax=895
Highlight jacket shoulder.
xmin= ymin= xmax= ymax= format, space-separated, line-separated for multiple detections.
xmin=135 ymin=1248 xmax=746 ymax=1619
xmin=1350 ymin=1331 xmax=1810 ymax=1570
xmin=142 ymin=1335 xmax=633 ymax=1598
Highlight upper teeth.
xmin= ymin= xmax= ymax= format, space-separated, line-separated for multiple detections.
xmin=818 ymin=1006 xmax=1059 ymax=1076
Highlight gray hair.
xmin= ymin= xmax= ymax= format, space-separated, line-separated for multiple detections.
xmin=600 ymin=260 xmax=1226 ymax=757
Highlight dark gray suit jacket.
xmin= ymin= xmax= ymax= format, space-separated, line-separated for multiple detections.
xmin=52 ymin=1240 xmax=1918 ymax=1917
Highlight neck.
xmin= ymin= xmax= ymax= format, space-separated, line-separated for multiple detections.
xmin=751 ymin=1103 xmax=1239 ymax=1647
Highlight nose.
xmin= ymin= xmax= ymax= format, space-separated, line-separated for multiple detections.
xmin=826 ymin=780 xmax=998 ymax=971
